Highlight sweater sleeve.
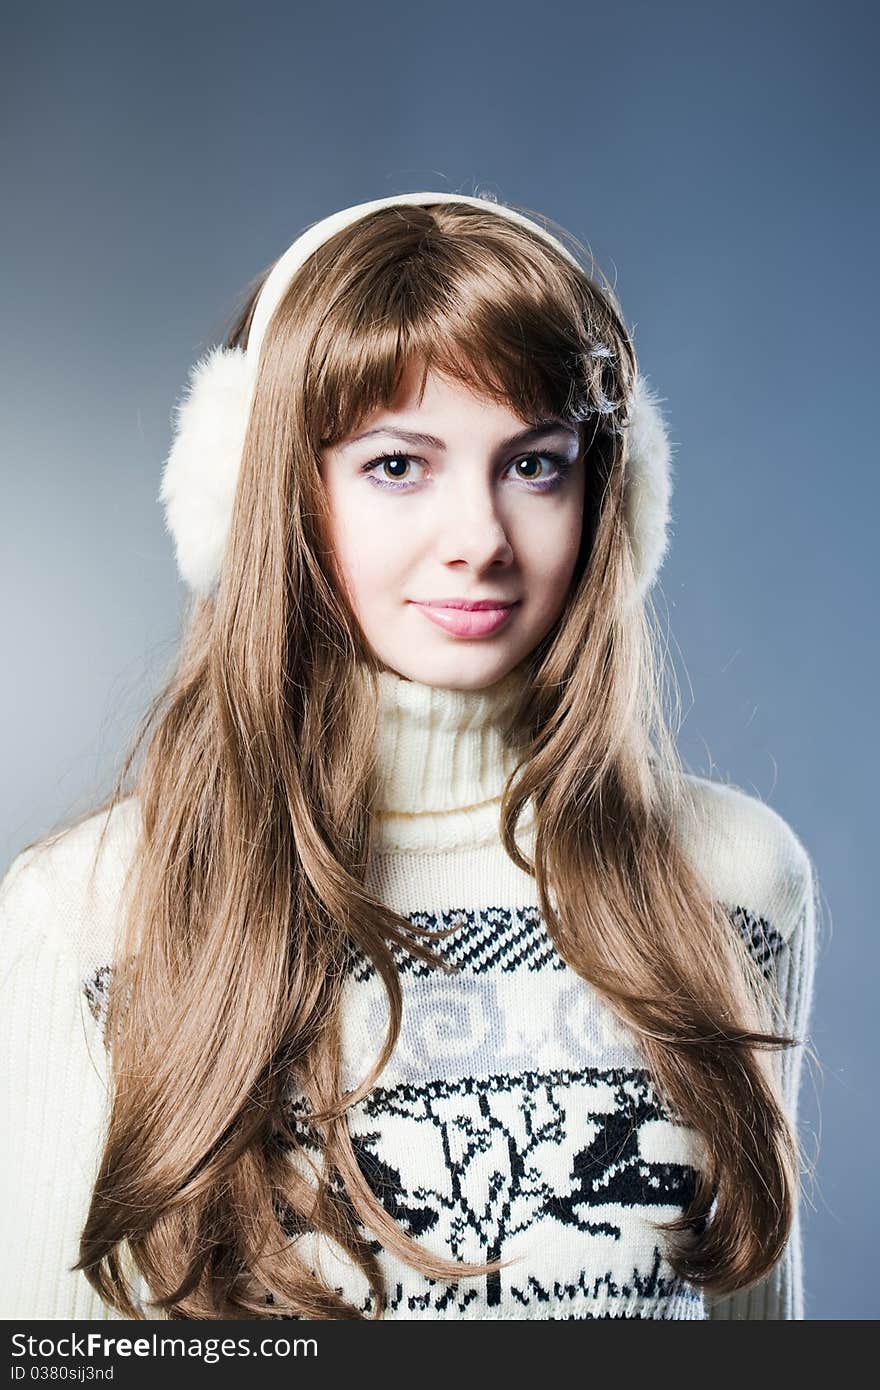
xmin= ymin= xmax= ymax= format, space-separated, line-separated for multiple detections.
xmin=705 ymin=853 xmax=818 ymax=1320
xmin=0 ymin=850 xmax=128 ymax=1321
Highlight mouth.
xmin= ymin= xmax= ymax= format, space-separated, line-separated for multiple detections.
xmin=414 ymin=598 xmax=520 ymax=611
xmin=410 ymin=599 xmax=520 ymax=638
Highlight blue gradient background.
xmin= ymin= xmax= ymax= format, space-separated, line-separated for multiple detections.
xmin=2 ymin=0 xmax=876 ymax=1320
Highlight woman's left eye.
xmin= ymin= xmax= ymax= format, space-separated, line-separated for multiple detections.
xmin=361 ymin=451 xmax=572 ymax=492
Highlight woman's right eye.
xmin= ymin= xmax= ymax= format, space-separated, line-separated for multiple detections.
xmin=361 ymin=453 xmax=426 ymax=491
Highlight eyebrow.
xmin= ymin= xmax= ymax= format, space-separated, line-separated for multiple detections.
xmin=338 ymin=417 xmax=579 ymax=453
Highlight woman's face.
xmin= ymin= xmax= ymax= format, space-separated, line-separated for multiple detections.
xmin=318 ymin=361 xmax=586 ymax=690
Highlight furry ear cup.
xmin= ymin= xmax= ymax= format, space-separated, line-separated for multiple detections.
xmin=158 ymin=347 xmax=674 ymax=601
xmin=158 ymin=345 xmax=255 ymax=596
xmin=624 ymin=373 xmax=675 ymax=601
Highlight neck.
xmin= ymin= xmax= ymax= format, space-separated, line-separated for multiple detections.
xmin=366 ymin=662 xmax=533 ymax=852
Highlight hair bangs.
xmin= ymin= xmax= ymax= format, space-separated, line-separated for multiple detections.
xmin=299 ymin=203 xmax=624 ymax=457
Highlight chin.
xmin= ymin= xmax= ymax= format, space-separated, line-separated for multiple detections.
xmin=421 ymin=648 xmax=521 ymax=689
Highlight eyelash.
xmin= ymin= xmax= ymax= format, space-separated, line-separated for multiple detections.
xmin=360 ymin=451 xmax=574 ymax=493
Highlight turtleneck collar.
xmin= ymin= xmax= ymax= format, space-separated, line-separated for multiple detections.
xmin=366 ymin=661 xmax=535 ymax=852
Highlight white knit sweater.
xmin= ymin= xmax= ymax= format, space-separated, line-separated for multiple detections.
xmin=0 ymin=667 xmax=817 ymax=1320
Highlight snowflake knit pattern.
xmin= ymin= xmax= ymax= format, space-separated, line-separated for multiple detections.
xmin=0 ymin=664 xmax=817 ymax=1320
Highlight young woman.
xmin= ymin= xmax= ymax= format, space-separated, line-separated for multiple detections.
xmin=0 ymin=192 xmax=818 ymax=1321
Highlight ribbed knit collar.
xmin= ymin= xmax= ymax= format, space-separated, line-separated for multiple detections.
xmin=368 ymin=662 xmax=535 ymax=853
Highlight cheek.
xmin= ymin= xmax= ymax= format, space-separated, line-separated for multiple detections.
xmin=325 ymin=491 xmax=408 ymax=610
xmin=516 ymin=491 xmax=584 ymax=584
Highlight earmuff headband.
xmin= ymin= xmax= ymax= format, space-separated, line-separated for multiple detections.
xmin=159 ymin=192 xmax=674 ymax=599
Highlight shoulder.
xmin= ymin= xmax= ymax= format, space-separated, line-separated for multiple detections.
xmin=666 ymin=771 xmax=814 ymax=945
xmin=0 ymin=796 xmax=143 ymax=975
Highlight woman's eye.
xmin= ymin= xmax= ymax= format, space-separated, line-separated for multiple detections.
xmin=360 ymin=450 xmax=573 ymax=493
xmin=363 ymin=453 xmax=425 ymax=489
xmin=512 ymin=454 xmax=559 ymax=484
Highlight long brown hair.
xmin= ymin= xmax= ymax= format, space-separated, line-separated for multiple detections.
xmin=56 ymin=199 xmax=807 ymax=1317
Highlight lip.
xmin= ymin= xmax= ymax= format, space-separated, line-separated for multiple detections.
xmin=411 ymin=599 xmax=520 ymax=638
xmin=416 ymin=598 xmax=519 ymax=610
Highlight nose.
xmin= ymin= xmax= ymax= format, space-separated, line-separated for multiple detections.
xmin=435 ymin=482 xmax=514 ymax=569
